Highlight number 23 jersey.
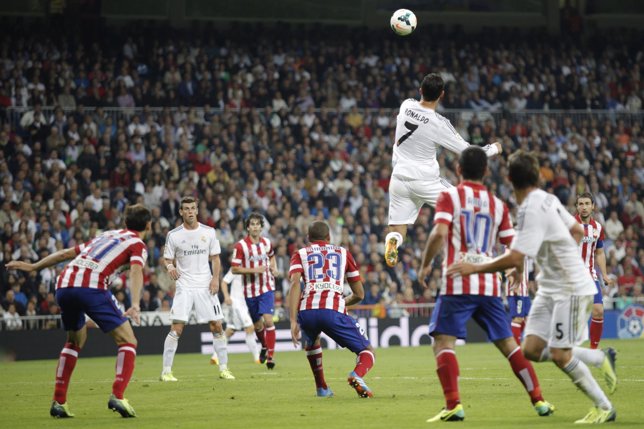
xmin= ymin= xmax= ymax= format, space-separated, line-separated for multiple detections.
xmin=289 ymin=241 xmax=362 ymax=314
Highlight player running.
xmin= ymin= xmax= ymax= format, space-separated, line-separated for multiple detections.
xmin=448 ymin=151 xmax=617 ymax=424
xmin=419 ymin=147 xmax=554 ymax=422
xmin=384 ymin=72 xmax=502 ymax=267
xmin=288 ymin=221 xmax=375 ymax=398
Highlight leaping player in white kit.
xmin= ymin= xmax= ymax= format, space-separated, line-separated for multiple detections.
xmin=210 ymin=268 xmax=261 ymax=364
xmin=384 ymin=72 xmax=502 ymax=267
xmin=160 ymin=196 xmax=235 ymax=381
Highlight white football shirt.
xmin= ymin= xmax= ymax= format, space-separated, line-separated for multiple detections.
xmin=511 ymin=189 xmax=596 ymax=298
xmin=164 ymin=223 xmax=221 ymax=289
xmin=392 ymin=99 xmax=499 ymax=180
xmin=222 ymin=268 xmax=245 ymax=302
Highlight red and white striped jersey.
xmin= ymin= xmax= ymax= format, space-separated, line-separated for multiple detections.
xmin=56 ymin=229 xmax=147 ymax=290
xmin=575 ymin=214 xmax=605 ymax=281
xmin=288 ymin=241 xmax=361 ymax=314
xmin=231 ymin=236 xmax=275 ymax=298
xmin=435 ymin=181 xmax=514 ymax=296
xmin=506 ymin=257 xmax=532 ymax=298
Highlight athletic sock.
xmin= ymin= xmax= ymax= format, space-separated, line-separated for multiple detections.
xmin=436 ymin=349 xmax=460 ymax=410
xmin=589 ymin=318 xmax=604 ymax=350
xmin=53 ymin=342 xmax=81 ymax=403
xmin=265 ymin=326 xmax=276 ymax=360
xmin=511 ymin=322 xmax=523 ymax=345
xmin=507 ymin=346 xmax=543 ymax=404
xmin=305 ymin=346 xmax=327 ymax=389
xmin=353 ymin=350 xmax=375 ymax=377
xmin=162 ymin=331 xmax=179 ymax=373
xmin=212 ymin=332 xmax=228 ymax=370
xmin=562 ymin=357 xmax=612 ymax=410
xmin=245 ymin=332 xmax=259 ymax=361
xmin=255 ymin=327 xmax=266 ymax=348
xmin=112 ymin=343 xmax=137 ymax=399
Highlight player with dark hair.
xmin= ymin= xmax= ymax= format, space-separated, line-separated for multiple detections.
xmin=231 ymin=212 xmax=279 ymax=369
xmin=288 ymin=221 xmax=375 ymax=398
xmin=160 ymin=196 xmax=234 ymax=381
xmin=575 ymin=192 xmax=613 ymax=349
xmin=6 ymin=204 xmax=152 ymax=418
xmin=448 ymin=150 xmax=617 ymax=424
xmin=384 ymin=72 xmax=503 ymax=267
xmin=419 ymin=147 xmax=553 ymax=422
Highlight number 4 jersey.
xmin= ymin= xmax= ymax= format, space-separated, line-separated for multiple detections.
xmin=392 ymin=99 xmax=499 ymax=181
xmin=434 ymin=181 xmax=514 ymax=296
xmin=288 ymin=241 xmax=362 ymax=314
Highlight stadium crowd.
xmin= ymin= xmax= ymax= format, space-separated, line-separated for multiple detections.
xmin=0 ymin=22 xmax=642 ymax=327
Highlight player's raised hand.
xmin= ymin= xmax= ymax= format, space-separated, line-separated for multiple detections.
xmin=506 ymin=268 xmax=522 ymax=292
xmin=290 ymin=321 xmax=301 ymax=348
xmin=5 ymin=260 xmax=35 ymax=272
xmin=446 ymin=261 xmax=476 ymax=277
xmin=493 ymin=141 xmax=503 ymax=154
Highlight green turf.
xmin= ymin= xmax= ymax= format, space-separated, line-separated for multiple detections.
xmin=1 ymin=339 xmax=642 ymax=428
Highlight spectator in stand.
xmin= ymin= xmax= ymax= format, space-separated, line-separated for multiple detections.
xmin=3 ymin=303 xmax=21 ymax=330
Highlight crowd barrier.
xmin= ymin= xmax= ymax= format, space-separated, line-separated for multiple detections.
xmin=2 ymin=305 xmax=643 ymax=361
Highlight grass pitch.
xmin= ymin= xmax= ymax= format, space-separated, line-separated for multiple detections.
xmin=1 ymin=339 xmax=642 ymax=429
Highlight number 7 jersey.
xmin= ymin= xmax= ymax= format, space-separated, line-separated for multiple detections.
xmin=392 ymin=99 xmax=499 ymax=181
xmin=434 ymin=181 xmax=514 ymax=296
xmin=288 ymin=241 xmax=362 ymax=313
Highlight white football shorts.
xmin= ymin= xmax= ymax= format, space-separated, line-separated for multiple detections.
xmin=223 ymin=299 xmax=254 ymax=331
xmin=524 ymin=293 xmax=593 ymax=348
xmin=170 ymin=288 xmax=224 ymax=323
xmin=388 ymin=175 xmax=452 ymax=225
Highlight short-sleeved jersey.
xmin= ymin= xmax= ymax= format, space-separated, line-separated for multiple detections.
xmin=392 ymin=99 xmax=499 ymax=181
xmin=575 ymin=214 xmax=605 ymax=281
xmin=222 ymin=268 xmax=245 ymax=302
xmin=434 ymin=181 xmax=514 ymax=296
xmin=231 ymin=236 xmax=275 ymax=298
xmin=164 ymin=223 xmax=220 ymax=289
xmin=57 ymin=229 xmax=147 ymax=290
xmin=506 ymin=257 xmax=532 ymax=298
xmin=288 ymin=241 xmax=361 ymax=314
xmin=511 ymin=189 xmax=596 ymax=297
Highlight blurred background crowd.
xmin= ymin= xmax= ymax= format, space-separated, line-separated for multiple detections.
xmin=0 ymin=20 xmax=642 ymax=328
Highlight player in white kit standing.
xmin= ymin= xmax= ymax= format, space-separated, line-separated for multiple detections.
xmin=210 ymin=268 xmax=260 ymax=364
xmin=448 ymin=151 xmax=617 ymax=424
xmin=160 ymin=196 xmax=235 ymax=381
xmin=384 ymin=73 xmax=502 ymax=267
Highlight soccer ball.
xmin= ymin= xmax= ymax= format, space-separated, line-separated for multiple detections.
xmin=390 ymin=9 xmax=417 ymax=36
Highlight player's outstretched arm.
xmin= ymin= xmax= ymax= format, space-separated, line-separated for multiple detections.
xmin=420 ymin=223 xmax=448 ymax=288
xmin=448 ymin=249 xmax=525 ymax=277
xmin=5 ymin=247 xmax=77 ymax=272
xmin=288 ymin=272 xmax=303 ymax=347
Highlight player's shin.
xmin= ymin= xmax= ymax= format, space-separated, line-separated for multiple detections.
xmin=507 ymin=346 xmax=544 ymax=404
xmin=265 ymin=325 xmax=276 ymax=360
xmin=245 ymin=332 xmax=259 ymax=361
xmin=562 ymin=357 xmax=612 ymax=410
xmin=212 ymin=332 xmax=228 ymax=370
xmin=589 ymin=318 xmax=604 ymax=350
xmin=305 ymin=346 xmax=327 ymax=389
xmin=353 ymin=350 xmax=375 ymax=377
xmin=53 ymin=342 xmax=81 ymax=404
xmin=112 ymin=343 xmax=136 ymax=399
xmin=435 ymin=349 xmax=460 ymax=410
xmin=162 ymin=331 xmax=179 ymax=373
